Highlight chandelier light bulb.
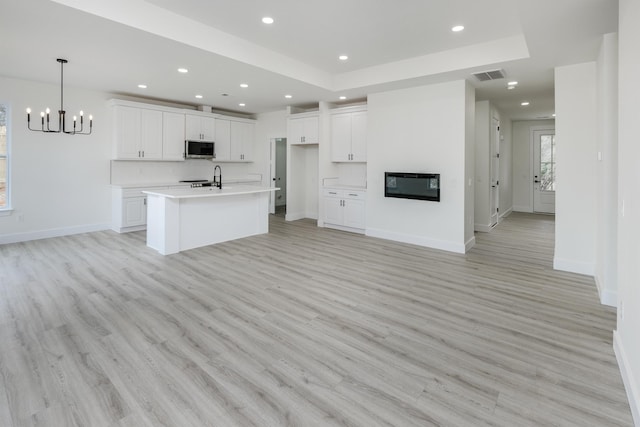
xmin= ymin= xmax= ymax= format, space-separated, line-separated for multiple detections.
xmin=26 ymin=108 xmax=31 ymax=114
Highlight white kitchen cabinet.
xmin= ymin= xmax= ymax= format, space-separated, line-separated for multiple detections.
xmin=288 ymin=115 xmax=319 ymax=144
xmin=230 ymin=120 xmax=254 ymax=161
xmin=214 ymin=118 xmax=231 ymax=160
xmin=111 ymin=188 xmax=149 ymax=232
xmin=113 ymin=106 xmax=163 ymax=160
xmin=162 ymin=112 xmax=186 ymax=160
xmin=322 ymin=188 xmax=366 ymax=233
xmin=185 ymin=114 xmax=215 ymax=141
xmin=330 ymin=110 xmax=367 ymax=162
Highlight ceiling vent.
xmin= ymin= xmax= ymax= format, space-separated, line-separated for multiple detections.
xmin=472 ymin=69 xmax=506 ymax=82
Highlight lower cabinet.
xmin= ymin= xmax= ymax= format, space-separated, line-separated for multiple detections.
xmin=112 ymin=188 xmax=150 ymax=233
xmin=322 ymin=188 xmax=366 ymax=233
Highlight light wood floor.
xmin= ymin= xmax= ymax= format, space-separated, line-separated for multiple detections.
xmin=0 ymin=213 xmax=633 ymax=426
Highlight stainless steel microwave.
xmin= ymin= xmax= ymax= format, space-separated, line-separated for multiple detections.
xmin=184 ymin=140 xmax=215 ymax=159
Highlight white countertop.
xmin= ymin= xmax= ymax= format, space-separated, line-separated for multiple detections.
xmin=111 ymin=177 xmax=262 ymax=189
xmin=143 ymin=185 xmax=278 ymax=199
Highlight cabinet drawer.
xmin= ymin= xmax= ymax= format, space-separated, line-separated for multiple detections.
xmin=323 ymin=188 xmax=343 ymax=198
xmin=122 ymin=188 xmax=147 ymax=198
xmin=343 ymin=190 xmax=366 ymax=200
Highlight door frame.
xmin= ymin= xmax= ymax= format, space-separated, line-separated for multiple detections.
xmin=529 ymin=125 xmax=556 ymax=213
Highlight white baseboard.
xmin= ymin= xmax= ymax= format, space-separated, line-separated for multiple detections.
xmin=595 ymin=275 xmax=618 ymax=307
xmin=324 ymin=223 xmax=365 ymax=235
xmin=614 ymin=331 xmax=640 ymax=426
xmin=465 ymin=236 xmax=476 ymax=252
xmin=285 ymin=211 xmax=305 ymax=221
xmin=366 ymin=227 xmax=467 ymax=254
xmin=499 ymin=207 xmax=513 ymax=220
xmin=474 ymin=223 xmax=494 ymax=233
xmin=512 ymin=205 xmax=532 ymax=213
xmin=0 ymin=223 xmax=110 ymax=245
xmin=553 ymin=257 xmax=595 ymax=276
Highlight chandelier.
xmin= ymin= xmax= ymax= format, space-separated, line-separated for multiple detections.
xmin=26 ymin=58 xmax=92 ymax=135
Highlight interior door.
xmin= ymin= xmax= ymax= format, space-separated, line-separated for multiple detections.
xmin=533 ymin=129 xmax=556 ymax=213
xmin=490 ymin=118 xmax=500 ymax=226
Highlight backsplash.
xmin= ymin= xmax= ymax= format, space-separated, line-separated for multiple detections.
xmin=110 ymin=160 xmax=251 ymax=185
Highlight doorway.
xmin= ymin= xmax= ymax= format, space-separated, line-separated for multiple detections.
xmin=269 ymin=137 xmax=287 ymax=215
xmin=532 ymin=129 xmax=556 ymax=213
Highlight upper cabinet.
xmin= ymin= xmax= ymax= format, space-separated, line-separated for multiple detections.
xmin=214 ymin=118 xmax=231 ymax=160
xmin=112 ymin=105 xmax=163 ymax=160
xmin=230 ymin=120 xmax=254 ymax=161
xmin=330 ymin=109 xmax=367 ymax=162
xmin=288 ymin=115 xmax=319 ymax=145
xmin=162 ymin=112 xmax=186 ymax=161
xmin=110 ymin=100 xmax=254 ymax=162
xmin=185 ymin=114 xmax=215 ymax=141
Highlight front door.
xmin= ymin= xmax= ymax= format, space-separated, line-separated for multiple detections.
xmin=533 ymin=129 xmax=556 ymax=213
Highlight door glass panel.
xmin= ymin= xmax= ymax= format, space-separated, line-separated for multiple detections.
xmin=0 ymin=158 xmax=6 ymax=208
xmin=539 ymin=134 xmax=556 ymax=191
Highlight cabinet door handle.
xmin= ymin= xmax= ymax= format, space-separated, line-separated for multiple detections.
xmin=329 ymin=192 xmax=337 ymax=195
xmin=348 ymin=193 xmax=358 ymax=197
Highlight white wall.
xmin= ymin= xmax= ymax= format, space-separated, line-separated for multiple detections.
xmin=475 ymin=101 xmax=491 ymax=230
xmin=511 ymin=119 xmax=555 ymax=212
xmin=366 ymin=80 xmax=472 ymax=253
xmin=0 ymin=76 xmax=111 ymax=243
xmin=499 ymin=117 xmax=513 ymax=217
xmin=554 ymin=62 xmax=598 ymax=276
xmin=464 ymin=81 xmax=475 ymax=247
xmin=615 ymin=0 xmax=640 ymax=423
xmin=254 ymin=109 xmax=287 ymax=188
xmin=595 ymin=33 xmax=619 ymax=307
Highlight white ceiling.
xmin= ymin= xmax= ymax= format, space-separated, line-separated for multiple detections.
xmin=0 ymin=0 xmax=618 ymax=120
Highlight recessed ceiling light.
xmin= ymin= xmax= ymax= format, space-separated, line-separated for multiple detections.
xmin=508 ymin=81 xmax=518 ymax=86
xmin=285 ymin=94 xmax=292 ymax=99
xmin=262 ymin=17 xmax=274 ymax=24
xmin=339 ymin=96 xmax=347 ymax=100
xmin=507 ymin=86 xmax=516 ymax=90
xmin=552 ymin=113 xmax=556 ymax=117
xmin=137 ymin=84 xmax=147 ymax=89
xmin=239 ymin=103 xmax=246 ymax=107
xmin=339 ymin=55 xmax=349 ymax=61
xmin=240 ymin=83 xmax=249 ymax=88
xmin=178 ymin=68 xmax=188 ymax=73
xmin=521 ymin=101 xmax=530 ymax=106
xmin=195 ymin=94 xmax=203 ymax=99
xmin=452 ymin=25 xmax=465 ymax=32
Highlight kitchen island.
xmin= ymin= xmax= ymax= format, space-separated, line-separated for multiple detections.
xmin=143 ymin=185 xmax=278 ymax=255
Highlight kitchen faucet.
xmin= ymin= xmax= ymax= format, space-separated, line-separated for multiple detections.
xmin=213 ymin=164 xmax=222 ymax=189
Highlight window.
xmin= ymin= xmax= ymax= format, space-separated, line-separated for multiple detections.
xmin=0 ymin=104 xmax=8 ymax=209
